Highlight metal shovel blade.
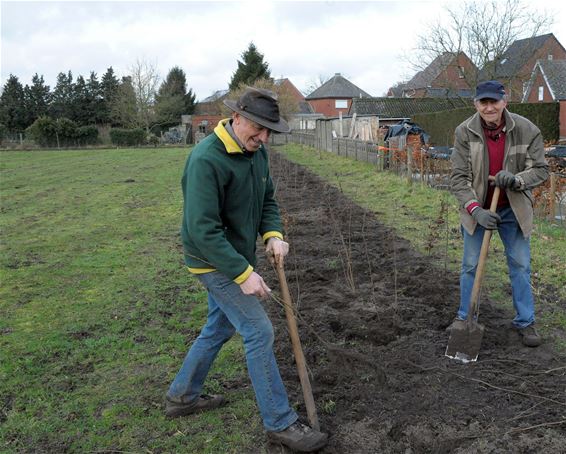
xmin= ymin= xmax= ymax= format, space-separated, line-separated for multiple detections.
xmin=445 ymin=321 xmax=485 ymax=363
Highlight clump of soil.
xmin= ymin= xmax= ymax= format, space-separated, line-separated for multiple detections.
xmin=260 ymin=151 xmax=566 ymax=453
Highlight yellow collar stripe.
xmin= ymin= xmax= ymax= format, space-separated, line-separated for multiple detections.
xmin=214 ymin=119 xmax=244 ymax=154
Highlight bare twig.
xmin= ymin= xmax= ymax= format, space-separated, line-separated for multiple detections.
xmin=504 ymin=419 xmax=566 ymax=435
xmin=405 ymin=360 xmax=566 ymax=407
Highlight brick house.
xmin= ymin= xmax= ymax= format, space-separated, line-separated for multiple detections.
xmin=306 ymin=73 xmax=371 ymax=117
xmin=191 ymin=89 xmax=229 ymax=142
xmin=523 ymin=59 xmax=566 ymax=139
xmin=191 ymin=79 xmax=312 ymax=141
xmin=483 ymin=33 xmax=566 ymax=102
xmin=388 ymin=52 xmax=477 ymax=98
xmin=273 ymin=78 xmax=320 ymax=130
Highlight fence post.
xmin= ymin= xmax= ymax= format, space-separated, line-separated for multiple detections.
xmin=406 ymin=145 xmax=412 ymax=185
xmin=548 ymin=173 xmax=556 ymax=221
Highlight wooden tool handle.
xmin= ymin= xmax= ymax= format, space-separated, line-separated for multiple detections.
xmin=467 ymin=185 xmax=500 ymax=322
xmin=276 ymin=261 xmax=320 ymax=431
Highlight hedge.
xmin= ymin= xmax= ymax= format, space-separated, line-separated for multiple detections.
xmin=76 ymin=126 xmax=99 ymax=146
xmin=109 ymin=128 xmax=146 ymax=146
xmin=413 ymin=102 xmax=559 ymax=146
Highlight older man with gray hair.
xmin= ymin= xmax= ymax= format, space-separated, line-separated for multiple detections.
xmin=449 ymin=80 xmax=548 ymax=347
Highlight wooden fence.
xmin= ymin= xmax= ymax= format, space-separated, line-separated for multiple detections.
xmin=271 ymin=130 xmax=566 ymax=225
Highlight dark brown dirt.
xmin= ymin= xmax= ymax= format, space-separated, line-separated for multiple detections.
xmin=260 ymin=151 xmax=566 ymax=453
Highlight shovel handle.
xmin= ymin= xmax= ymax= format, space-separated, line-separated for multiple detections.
xmin=467 ymin=185 xmax=501 ymax=322
xmin=276 ymin=261 xmax=320 ymax=431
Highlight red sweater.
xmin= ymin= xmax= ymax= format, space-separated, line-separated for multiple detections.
xmin=484 ymin=131 xmax=510 ymax=209
xmin=466 ymin=124 xmax=510 ymax=215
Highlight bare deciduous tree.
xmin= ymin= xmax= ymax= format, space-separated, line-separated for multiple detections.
xmin=412 ymin=0 xmax=553 ymax=89
xmin=128 ymin=58 xmax=160 ymax=131
xmin=305 ymin=74 xmax=331 ymax=96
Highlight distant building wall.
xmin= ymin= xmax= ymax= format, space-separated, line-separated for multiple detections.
xmin=525 ymin=69 xmax=554 ymax=103
xmin=191 ymin=115 xmax=224 ymax=142
xmin=506 ymin=39 xmax=566 ymax=102
xmin=560 ymin=100 xmax=566 ymax=139
xmin=307 ymin=98 xmax=352 ymax=117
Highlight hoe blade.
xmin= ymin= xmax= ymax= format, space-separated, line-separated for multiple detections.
xmin=445 ymin=321 xmax=485 ymax=363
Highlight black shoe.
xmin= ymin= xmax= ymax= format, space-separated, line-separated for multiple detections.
xmin=267 ymin=421 xmax=328 ymax=452
xmin=165 ymin=394 xmax=225 ymax=418
xmin=514 ymin=324 xmax=542 ymax=347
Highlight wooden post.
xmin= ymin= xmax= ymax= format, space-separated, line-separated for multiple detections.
xmin=276 ymin=262 xmax=320 ymax=431
xmin=420 ymin=147 xmax=425 ymax=186
xmin=348 ymin=113 xmax=357 ymax=138
xmin=406 ymin=144 xmax=413 ymax=186
xmin=548 ymin=173 xmax=556 ymax=221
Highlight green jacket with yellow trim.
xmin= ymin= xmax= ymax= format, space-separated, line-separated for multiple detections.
xmin=181 ymin=119 xmax=283 ymax=283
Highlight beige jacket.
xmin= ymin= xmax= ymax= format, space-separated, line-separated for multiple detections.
xmin=450 ymin=109 xmax=548 ymax=237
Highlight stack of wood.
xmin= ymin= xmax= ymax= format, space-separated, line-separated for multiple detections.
xmin=347 ymin=114 xmax=380 ymax=141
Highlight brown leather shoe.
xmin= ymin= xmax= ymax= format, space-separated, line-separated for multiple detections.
xmin=165 ymin=394 xmax=225 ymax=418
xmin=514 ymin=324 xmax=542 ymax=347
xmin=267 ymin=421 xmax=328 ymax=452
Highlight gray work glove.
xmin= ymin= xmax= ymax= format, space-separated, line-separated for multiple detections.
xmin=472 ymin=208 xmax=501 ymax=230
xmin=495 ymin=170 xmax=521 ymax=190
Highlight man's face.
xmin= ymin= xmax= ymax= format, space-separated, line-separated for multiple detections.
xmin=233 ymin=114 xmax=271 ymax=151
xmin=474 ymin=98 xmax=507 ymax=126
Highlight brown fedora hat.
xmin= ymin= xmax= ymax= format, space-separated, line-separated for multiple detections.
xmin=223 ymin=87 xmax=290 ymax=133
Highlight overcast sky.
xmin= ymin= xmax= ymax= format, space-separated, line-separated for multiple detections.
xmin=1 ymin=0 xmax=565 ymax=101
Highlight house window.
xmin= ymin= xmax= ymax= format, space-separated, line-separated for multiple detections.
xmin=538 ymin=86 xmax=544 ymax=101
xmin=335 ymin=100 xmax=348 ymax=109
xmin=548 ymin=54 xmax=553 ymax=60
xmin=198 ymin=120 xmax=209 ymax=134
xmin=458 ymin=66 xmax=465 ymax=78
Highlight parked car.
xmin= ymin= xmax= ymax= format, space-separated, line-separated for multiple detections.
xmin=426 ymin=146 xmax=453 ymax=160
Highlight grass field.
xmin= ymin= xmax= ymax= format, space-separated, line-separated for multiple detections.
xmin=0 ymin=148 xmax=263 ymax=453
xmin=1 ymin=145 xmax=564 ymax=452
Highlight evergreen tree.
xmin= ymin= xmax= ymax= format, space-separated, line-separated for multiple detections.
xmin=154 ymin=66 xmax=196 ymax=130
xmin=50 ymin=71 xmax=75 ymax=120
xmin=184 ymin=88 xmax=196 ymax=115
xmin=0 ymin=74 xmax=27 ymax=132
xmin=86 ymin=71 xmax=104 ymax=124
xmin=72 ymin=75 xmax=90 ymax=125
xmin=229 ymin=42 xmax=272 ymax=91
xmin=100 ymin=67 xmax=120 ymax=124
xmin=111 ymin=76 xmax=138 ymax=128
xmin=23 ymin=74 xmax=51 ymax=126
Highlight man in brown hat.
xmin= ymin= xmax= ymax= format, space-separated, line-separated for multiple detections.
xmin=165 ymin=87 xmax=328 ymax=452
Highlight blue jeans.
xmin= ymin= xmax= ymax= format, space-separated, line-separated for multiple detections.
xmin=167 ymin=271 xmax=298 ymax=432
xmin=458 ymin=206 xmax=535 ymax=328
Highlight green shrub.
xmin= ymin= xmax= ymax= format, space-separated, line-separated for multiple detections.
xmin=56 ymin=118 xmax=78 ymax=146
xmin=147 ymin=133 xmax=160 ymax=147
xmin=414 ymin=102 xmax=559 ymax=146
xmin=109 ymin=128 xmax=146 ymax=146
xmin=508 ymin=102 xmax=559 ymax=141
xmin=26 ymin=116 xmax=79 ymax=147
xmin=0 ymin=123 xmax=7 ymax=142
xmin=26 ymin=116 xmax=58 ymax=147
xmin=76 ymin=125 xmax=99 ymax=146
